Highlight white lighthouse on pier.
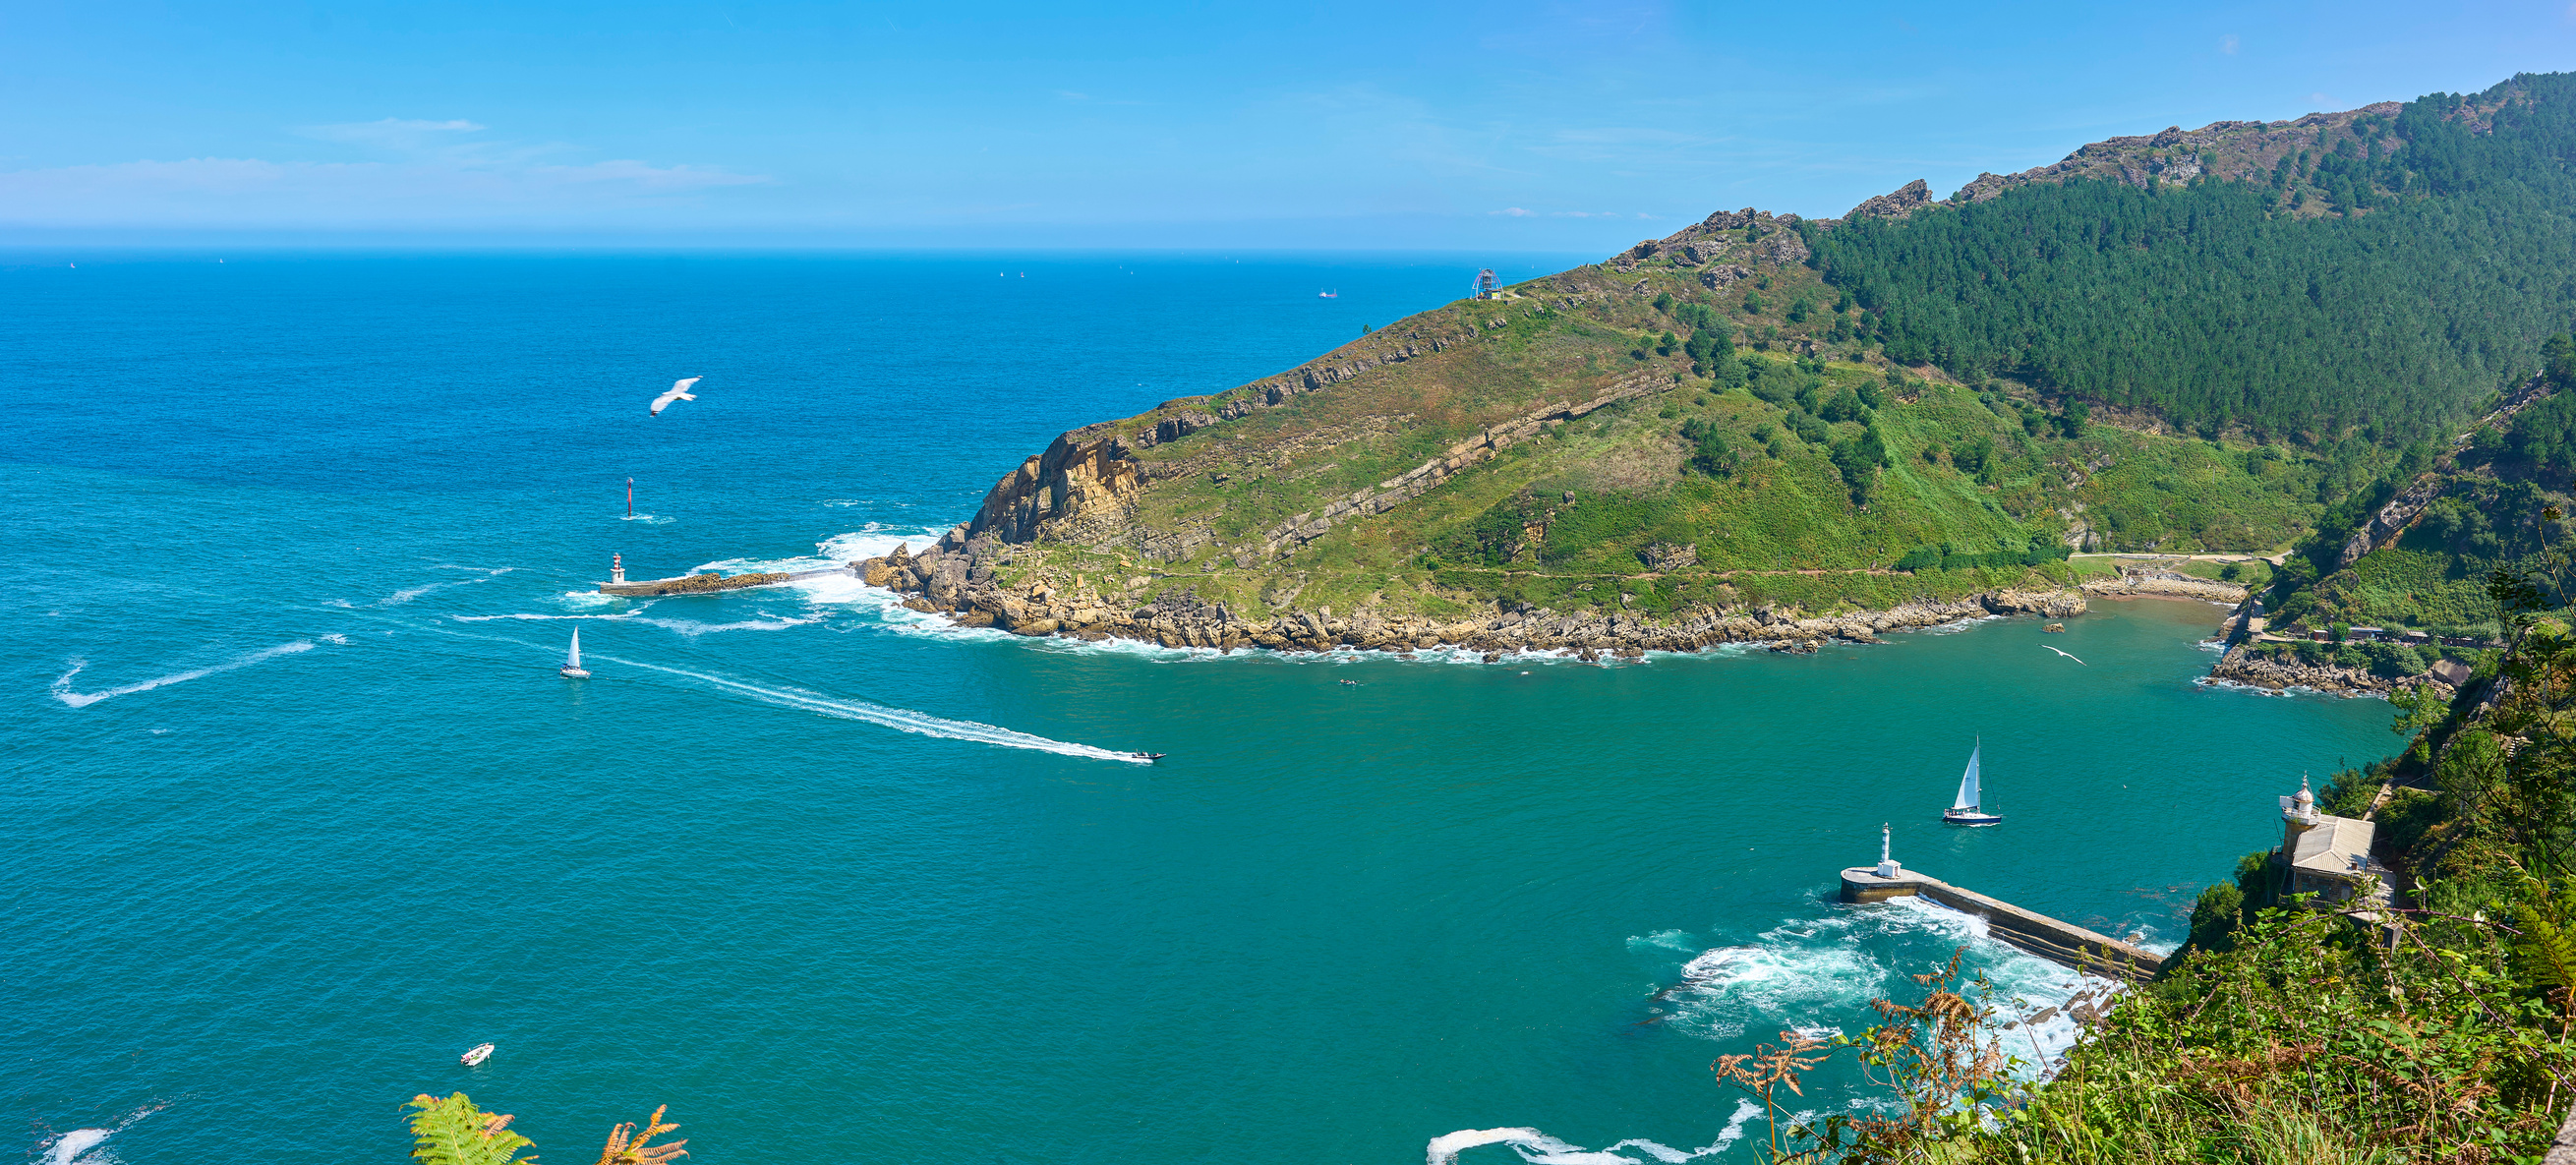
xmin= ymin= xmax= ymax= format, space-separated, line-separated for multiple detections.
xmin=612 ymin=553 xmax=625 ymax=584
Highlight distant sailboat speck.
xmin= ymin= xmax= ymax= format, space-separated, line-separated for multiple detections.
xmin=560 ymin=625 xmax=591 ymax=679
xmin=1942 ymin=739 xmax=2002 ymax=826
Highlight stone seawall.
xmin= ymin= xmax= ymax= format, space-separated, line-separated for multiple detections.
xmin=1840 ymin=866 xmax=2163 ymax=981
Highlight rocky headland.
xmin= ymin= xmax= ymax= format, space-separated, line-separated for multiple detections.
xmin=2204 ymin=644 xmax=2424 ymax=697
xmin=857 ymin=540 xmax=2083 ymax=658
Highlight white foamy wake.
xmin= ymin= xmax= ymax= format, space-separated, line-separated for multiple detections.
xmin=631 ymin=612 xmax=821 ymax=637
xmin=53 ymin=641 xmax=319 ymax=708
xmin=621 ymin=513 xmax=674 ymax=524
xmin=1426 ymin=1105 xmax=1760 ymax=1165
xmin=373 ymin=566 xmax=514 ymax=607
xmin=38 ymin=1101 xmax=164 ymax=1165
xmin=590 ymin=654 xmax=1149 ymax=763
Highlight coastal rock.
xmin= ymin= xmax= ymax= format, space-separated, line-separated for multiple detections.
xmin=2081 ymin=571 xmax=2248 ymax=604
xmin=2207 ymin=644 xmax=2396 ymax=695
xmin=861 ymin=560 xmax=2091 ymax=661
xmin=1640 ymin=542 xmax=1699 ymax=571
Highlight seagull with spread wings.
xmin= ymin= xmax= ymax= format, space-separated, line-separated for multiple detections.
xmin=2043 ymin=644 xmax=2086 ymax=666
xmin=650 ymin=377 xmax=702 ymax=417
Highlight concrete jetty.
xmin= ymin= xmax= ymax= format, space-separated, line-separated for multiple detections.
xmin=1841 ymin=865 xmax=2163 ymax=982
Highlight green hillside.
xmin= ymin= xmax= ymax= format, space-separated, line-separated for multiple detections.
xmin=958 ymin=74 xmax=2576 ymax=624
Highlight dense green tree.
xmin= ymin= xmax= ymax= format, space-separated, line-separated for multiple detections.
xmin=1813 ymin=74 xmax=2576 ymax=447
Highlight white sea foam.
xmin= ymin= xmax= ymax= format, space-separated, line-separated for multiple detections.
xmin=42 ymin=1129 xmax=114 ymax=1165
xmin=53 ymin=641 xmax=318 ymax=709
xmin=620 ymin=513 xmax=674 ymax=524
xmin=321 ymin=633 xmax=349 ymax=645
xmin=631 ymin=613 xmax=822 ymax=637
xmin=452 ymin=611 xmax=642 ymax=622
xmin=1625 ymin=929 xmax=1699 ymax=953
xmin=40 ymin=1101 xmax=163 ymax=1164
xmin=1426 ymin=1122 xmax=1747 ymax=1165
xmin=589 ymin=654 xmax=1149 ymax=762
xmin=372 ymin=566 xmax=513 ymax=607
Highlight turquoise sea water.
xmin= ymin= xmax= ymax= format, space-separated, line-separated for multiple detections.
xmin=6 ymin=254 xmax=2395 ymax=1165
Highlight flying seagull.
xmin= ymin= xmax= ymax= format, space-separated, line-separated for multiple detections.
xmin=2043 ymin=644 xmax=2086 ymax=666
xmin=649 ymin=377 xmax=702 ymax=417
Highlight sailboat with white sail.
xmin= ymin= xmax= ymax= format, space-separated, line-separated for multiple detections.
xmin=559 ymin=625 xmax=591 ymax=679
xmin=1941 ymin=738 xmax=2002 ymax=826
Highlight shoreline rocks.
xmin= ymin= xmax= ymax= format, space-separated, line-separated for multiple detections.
xmin=2205 ymin=644 xmax=2429 ymax=697
xmin=857 ymin=542 xmax=2086 ymax=656
xmin=2080 ymin=570 xmax=2248 ymax=604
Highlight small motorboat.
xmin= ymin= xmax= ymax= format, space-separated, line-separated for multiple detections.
xmin=460 ymin=1043 xmax=495 ymax=1067
xmin=1130 ymin=752 xmax=1165 ymax=762
xmin=1941 ymin=739 xmax=2004 ymax=826
xmin=1338 ymin=679 xmax=1359 ymax=686
xmin=559 ymin=625 xmax=591 ymax=679
xmin=1317 ymin=289 xmax=1337 ymax=298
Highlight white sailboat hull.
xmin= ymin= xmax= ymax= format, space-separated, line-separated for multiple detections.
xmin=1941 ymin=741 xmax=2000 ymax=825
xmin=559 ymin=667 xmax=591 ymax=678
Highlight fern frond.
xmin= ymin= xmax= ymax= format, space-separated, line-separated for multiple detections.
xmin=596 ymin=1106 xmax=686 ymax=1165
xmin=408 ymin=1092 xmax=537 ymax=1165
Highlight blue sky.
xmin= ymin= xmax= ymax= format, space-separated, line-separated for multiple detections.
xmin=6 ymin=1 xmax=2575 ymax=249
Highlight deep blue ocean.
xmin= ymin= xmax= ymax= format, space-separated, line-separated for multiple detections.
xmin=3 ymin=253 xmax=2394 ymax=1165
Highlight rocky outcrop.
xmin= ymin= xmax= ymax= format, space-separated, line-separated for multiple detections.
xmin=2339 ymin=475 xmax=2446 ymax=568
xmin=2207 ymin=644 xmax=2428 ymax=696
xmin=1640 ymin=542 xmax=1699 ymax=571
xmin=1845 ymin=179 xmax=1934 ymax=220
xmin=2081 ymin=570 xmax=2248 ymax=603
xmin=858 ymin=545 xmax=2088 ymax=657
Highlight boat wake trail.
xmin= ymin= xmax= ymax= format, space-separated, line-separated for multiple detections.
xmin=1426 ymin=1109 xmax=1758 ymax=1165
xmin=591 ymin=654 xmax=1149 ymax=763
xmin=37 ymin=1100 xmax=165 ymax=1164
xmin=52 ymin=642 xmax=318 ymax=708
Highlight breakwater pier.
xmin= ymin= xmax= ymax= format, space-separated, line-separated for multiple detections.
xmin=1841 ymin=857 xmax=2163 ymax=982
xmin=596 ymin=552 xmax=854 ymax=598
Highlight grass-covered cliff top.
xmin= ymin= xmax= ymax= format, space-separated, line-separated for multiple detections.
xmin=970 ymin=73 xmax=2576 ymax=624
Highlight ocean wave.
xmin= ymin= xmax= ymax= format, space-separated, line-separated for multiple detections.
xmin=620 ymin=513 xmax=674 ymax=524
xmin=1653 ymin=897 xmax=2122 ymax=1069
xmin=52 ymin=641 xmax=319 ymax=709
xmin=588 ymin=654 xmax=1151 ymax=762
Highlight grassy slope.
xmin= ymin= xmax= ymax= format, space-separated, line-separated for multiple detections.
xmin=1005 ymin=251 xmax=2328 ymax=619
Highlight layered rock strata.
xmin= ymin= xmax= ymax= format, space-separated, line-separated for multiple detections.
xmin=2080 ymin=570 xmax=2250 ymax=604
xmin=857 ymin=541 xmax=2084 ymax=656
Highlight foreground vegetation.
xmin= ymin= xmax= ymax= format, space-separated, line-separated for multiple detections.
xmin=403 ymin=1093 xmax=685 ymax=1165
xmin=1718 ymin=524 xmax=2576 ymax=1162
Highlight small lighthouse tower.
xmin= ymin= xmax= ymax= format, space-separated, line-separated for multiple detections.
xmin=612 ymin=553 xmax=625 ymax=584
xmin=1877 ymin=822 xmax=1900 ymax=879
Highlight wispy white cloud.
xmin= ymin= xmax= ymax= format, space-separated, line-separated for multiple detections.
xmin=1490 ymin=206 xmax=1534 ymax=216
xmin=302 ymin=117 xmax=488 ymax=145
xmin=2219 ymin=33 xmax=2240 ymax=55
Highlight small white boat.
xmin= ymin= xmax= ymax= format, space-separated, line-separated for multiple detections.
xmin=1942 ymin=739 xmax=2003 ymax=826
xmin=460 ymin=1043 xmax=495 ymax=1067
xmin=559 ymin=625 xmax=591 ymax=679
xmin=1317 ymin=289 xmax=1337 ymax=298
